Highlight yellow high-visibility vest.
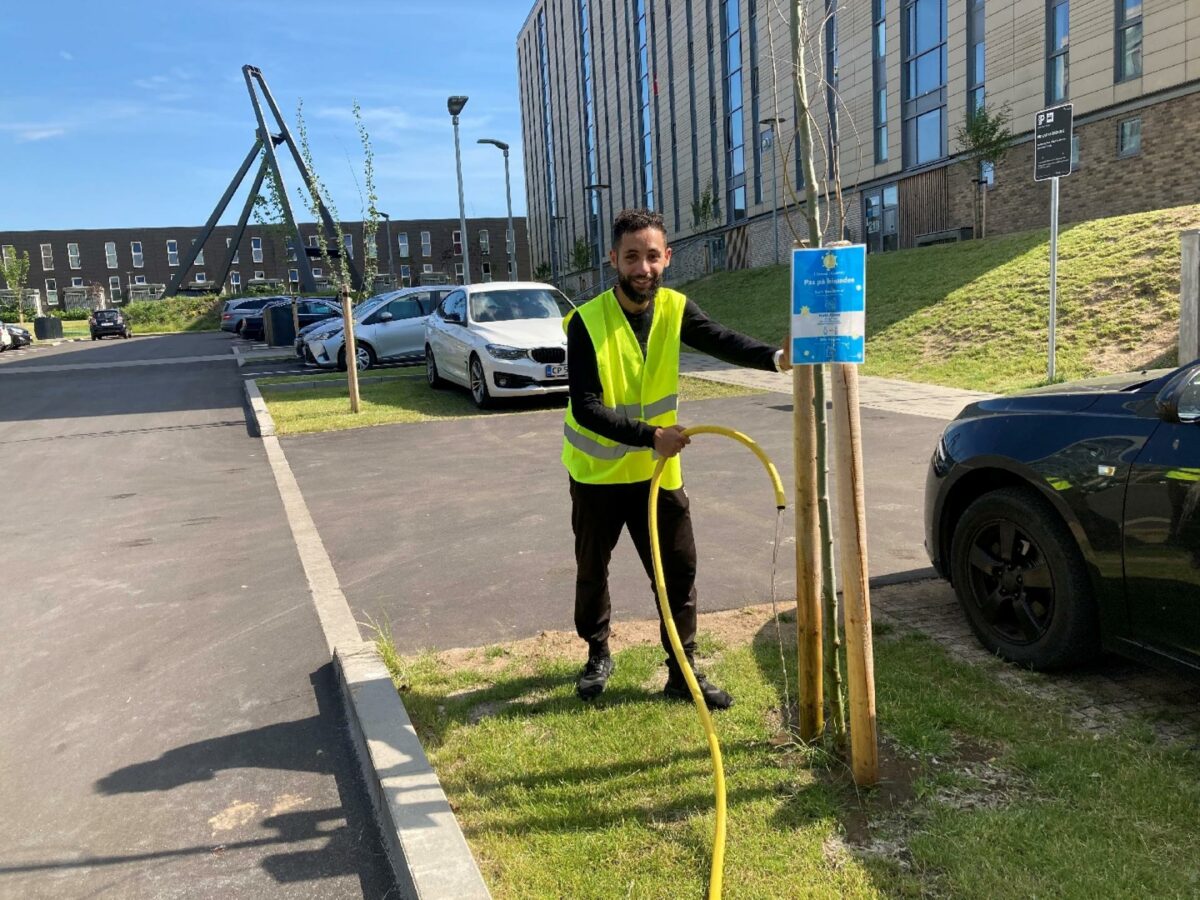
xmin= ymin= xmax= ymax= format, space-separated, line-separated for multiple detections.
xmin=562 ymin=287 xmax=685 ymax=488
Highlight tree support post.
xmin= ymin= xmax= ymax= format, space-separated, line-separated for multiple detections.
xmin=793 ymin=363 xmax=823 ymax=739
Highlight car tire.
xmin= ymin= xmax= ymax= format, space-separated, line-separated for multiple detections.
xmin=949 ymin=486 xmax=1099 ymax=670
xmin=337 ymin=342 xmax=375 ymax=372
xmin=469 ymin=354 xmax=492 ymax=409
xmin=426 ymin=346 xmax=445 ymax=388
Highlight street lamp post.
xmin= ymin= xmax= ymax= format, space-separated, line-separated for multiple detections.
xmin=584 ymin=183 xmax=610 ymax=295
xmin=760 ymin=117 xmax=786 ymax=265
xmin=478 ymin=139 xmax=517 ymax=281
xmin=381 ymin=212 xmax=393 ymax=284
xmin=447 ymin=96 xmax=472 ymax=286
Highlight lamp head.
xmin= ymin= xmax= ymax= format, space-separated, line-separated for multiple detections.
xmin=477 ymin=138 xmax=510 ymax=151
xmin=447 ymin=95 xmax=468 ymax=116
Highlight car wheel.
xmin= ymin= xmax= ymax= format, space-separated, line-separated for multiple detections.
xmin=235 ymin=320 xmax=246 ymax=338
xmin=426 ymin=346 xmax=445 ymax=388
xmin=949 ymin=486 xmax=1099 ymax=670
xmin=469 ymin=355 xmax=492 ymax=409
xmin=337 ymin=342 xmax=375 ymax=372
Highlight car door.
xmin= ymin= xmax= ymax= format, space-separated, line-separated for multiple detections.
xmin=373 ymin=296 xmax=426 ymax=361
xmin=428 ymin=290 xmax=468 ymax=384
xmin=1122 ymin=367 xmax=1200 ymax=658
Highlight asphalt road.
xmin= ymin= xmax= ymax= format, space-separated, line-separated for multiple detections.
xmin=281 ymin=389 xmax=946 ymax=654
xmin=0 ymin=333 xmax=392 ymax=898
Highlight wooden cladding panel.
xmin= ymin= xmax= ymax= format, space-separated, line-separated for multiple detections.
xmin=898 ymin=168 xmax=949 ymax=248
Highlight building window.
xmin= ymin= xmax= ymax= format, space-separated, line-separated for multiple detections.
xmin=67 ymin=242 xmax=81 ymax=269
xmin=109 ymin=275 xmax=122 ymax=300
xmin=635 ymin=0 xmax=654 ymax=209
xmin=226 ymin=237 xmax=240 ymax=264
xmin=251 ymin=237 xmax=263 ymax=263
xmin=343 ymin=234 xmax=354 ymax=260
xmin=71 ymin=277 xmax=84 ymax=287
xmin=721 ymin=0 xmax=745 ymax=220
xmin=966 ymin=0 xmax=985 ymax=115
xmin=167 ymin=240 xmax=180 ymax=266
xmin=254 ymin=270 xmax=265 ymax=280
xmin=537 ymin=9 xmax=560 ymax=269
xmin=312 ymin=267 xmax=323 ymax=277
xmin=134 ymin=275 xmax=146 ymax=285
xmin=479 ymin=229 xmax=490 ymax=255
xmin=131 ymin=241 xmax=144 ymax=267
xmin=195 ymin=272 xmax=206 ymax=283
xmin=194 ymin=243 xmax=204 ymax=266
xmin=1116 ymin=0 xmax=1142 ymax=81
xmin=286 ymin=238 xmax=297 ymax=262
xmin=289 ymin=269 xmax=300 ymax=284
xmin=481 ymin=262 xmax=492 ymax=282
xmin=901 ymin=0 xmax=947 ymax=167
xmin=365 ymin=233 xmax=377 ymax=260
xmin=231 ymin=271 xmax=241 ymax=287
xmin=307 ymin=235 xmax=319 ymax=248
xmin=421 ymin=231 xmax=432 ymax=256
xmin=400 ymin=264 xmax=411 ymax=286
xmin=40 ymin=243 xmax=54 ymax=270
xmin=579 ymin=0 xmax=603 ymax=232
xmin=45 ymin=278 xmax=57 ymax=305
xmin=453 ymin=230 xmax=463 ymax=255
xmin=105 ymin=241 xmax=118 ymax=268
xmin=980 ymin=160 xmax=994 ymax=187
xmin=873 ymin=0 xmax=889 ymax=163
xmin=454 ymin=262 xmax=464 ymax=284
xmin=1118 ymin=117 xmax=1141 ymax=157
xmin=398 ymin=232 xmax=409 ymax=257
xmin=423 ymin=263 xmax=434 ymax=274
xmin=1046 ymin=0 xmax=1069 ymax=104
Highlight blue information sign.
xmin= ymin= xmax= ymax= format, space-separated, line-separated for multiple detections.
xmin=791 ymin=245 xmax=866 ymax=365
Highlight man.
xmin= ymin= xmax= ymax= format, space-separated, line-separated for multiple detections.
xmin=563 ymin=208 xmax=791 ymax=709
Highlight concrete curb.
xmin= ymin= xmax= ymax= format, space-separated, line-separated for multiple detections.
xmin=245 ymin=383 xmax=492 ymax=898
xmin=243 ymin=379 xmax=276 ymax=437
xmin=233 ymin=344 xmax=296 ymax=368
xmin=336 ymin=642 xmax=491 ymax=900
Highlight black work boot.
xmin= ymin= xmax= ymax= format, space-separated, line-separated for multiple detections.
xmin=663 ymin=660 xmax=734 ymax=710
xmin=576 ymin=654 xmax=614 ymax=701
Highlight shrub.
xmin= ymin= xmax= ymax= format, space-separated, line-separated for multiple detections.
xmin=123 ymin=295 xmax=223 ymax=332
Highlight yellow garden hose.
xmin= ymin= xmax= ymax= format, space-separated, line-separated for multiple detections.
xmin=648 ymin=425 xmax=786 ymax=900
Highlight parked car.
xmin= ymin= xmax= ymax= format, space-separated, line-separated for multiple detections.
xmin=238 ymin=297 xmax=340 ymax=342
xmin=89 ymin=309 xmax=132 ymax=340
xmin=2 ymin=321 xmax=31 ymax=349
xmin=221 ymin=295 xmax=287 ymax=334
xmin=423 ymin=282 xmax=575 ymax=408
xmin=0 ymin=321 xmax=12 ymax=351
xmin=306 ymin=286 xmax=454 ymax=371
xmin=925 ymin=360 xmax=1200 ymax=675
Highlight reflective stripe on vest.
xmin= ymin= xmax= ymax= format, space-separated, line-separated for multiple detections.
xmin=562 ymin=288 xmax=686 ymax=488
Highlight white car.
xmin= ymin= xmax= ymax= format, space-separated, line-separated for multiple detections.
xmin=305 ymin=286 xmax=453 ymax=371
xmin=424 ymin=282 xmax=575 ymax=408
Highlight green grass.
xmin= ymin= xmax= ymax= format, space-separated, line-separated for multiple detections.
xmin=259 ymin=373 xmax=762 ymax=435
xmin=377 ymin=619 xmax=1200 ymax=899
xmin=680 ymin=204 xmax=1200 ymax=393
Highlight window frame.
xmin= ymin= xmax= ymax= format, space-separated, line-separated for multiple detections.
xmin=479 ymin=229 xmax=490 ymax=255
xmin=67 ymin=242 xmax=82 ymax=270
xmin=105 ymin=241 xmax=118 ymax=269
xmin=1117 ymin=116 xmax=1141 ymax=157
xmin=130 ymin=241 xmax=144 ymax=268
xmin=109 ymin=275 xmax=122 ymax=300
xmin=40 ymin=243 xmax=54 ymax=271
xmin=251 ymin=236 xmax=264 ymax=264
xmin=166 ymin=239 xmax=180 ymax=267
xmin=452 ymin=230 xmax=463 ymax=256
xmin=420 ymin=231 xmax=432 ymax=257
xmin=398 ymin=233 xmax=410 ymax=257
xmin=1115 ymin=0 xmax=1142 ymax=82
xmin=1046 ymin=0 xmax=1069 ymax=105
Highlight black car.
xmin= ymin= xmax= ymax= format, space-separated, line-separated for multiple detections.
xmin=2 ymin=321 xmax=32 ymax=349
xmin=89 ymin=309 xmax=132 ymax=340
xmin=925 ymin=360 xmax=1200 ymax=675
xmin=239 ymin=298 xmax=340 ymax=342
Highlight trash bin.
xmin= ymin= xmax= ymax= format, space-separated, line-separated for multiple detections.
xmin=263 ymin=303 xmax=297 ymax=347
xmin=33 ymin=316 xmax=63 ymax=340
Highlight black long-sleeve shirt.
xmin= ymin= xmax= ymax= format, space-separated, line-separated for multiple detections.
xmin=567 ymin=296 xmax=778 ymax=448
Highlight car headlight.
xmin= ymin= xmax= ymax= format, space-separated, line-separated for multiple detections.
xmin=486 ymin=343 xmax=528 ymax=361
xmin=313 ymin=328 xmax=342 ymax=341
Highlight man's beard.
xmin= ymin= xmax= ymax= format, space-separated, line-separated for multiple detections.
xmin=618 ymin=271 xmax=660 ymax=305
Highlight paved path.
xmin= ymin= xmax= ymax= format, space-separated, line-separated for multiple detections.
xmin=0 ymin=333 xmax=391 ymax=898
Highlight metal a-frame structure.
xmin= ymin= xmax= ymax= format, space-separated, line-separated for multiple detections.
xmin=163 ymin=65 xmax=361 ymax=297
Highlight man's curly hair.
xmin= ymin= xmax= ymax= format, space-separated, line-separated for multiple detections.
xmin=611 ymin=208 xmax=666 ymax=248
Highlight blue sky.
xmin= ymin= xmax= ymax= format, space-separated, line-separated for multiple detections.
xmin=2 ymin=0 xmax=534 ymax=230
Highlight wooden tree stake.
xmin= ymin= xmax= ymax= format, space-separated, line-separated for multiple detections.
xmin=793 ymin=364 xmax=823 ymax=740
xmin=830 ymin=363 xmax=878 ymax=785
xmin=341 ymin=285 xmax=361 ymax=413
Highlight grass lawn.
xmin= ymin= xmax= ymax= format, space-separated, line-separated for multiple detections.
xmin=259 ymin=373 xmax=763 ymax=435
xmin=680 ymin=204 xmax=1200 ymax=393
xmin=378 ymin=592 xmax=1200 ymax=898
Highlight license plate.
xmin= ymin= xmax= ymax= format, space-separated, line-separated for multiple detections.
xmin=545 ymin=364 xmax=568 ymax=378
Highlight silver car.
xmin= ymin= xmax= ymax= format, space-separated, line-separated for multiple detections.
xmin=306 ymin=286 xmax=453 ymax=371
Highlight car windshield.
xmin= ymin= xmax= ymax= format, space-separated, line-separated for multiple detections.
xmin=94 ymin=310 xmax=120 ymax=320
xmin=353 ymin=296 xmax=392 ymax=322
xmin=469 ymin=289 xmax=571 ymax=323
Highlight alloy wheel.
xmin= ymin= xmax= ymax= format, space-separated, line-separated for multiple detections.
xmin=964 ymin=519 xmax=1055 ymax=645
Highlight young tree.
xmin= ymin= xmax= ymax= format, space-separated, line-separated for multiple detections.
xmin=570 ymin=236 xmax=592 ymax=273
xmin=533 ymin=261 xmax=553 ymax=282
xmin=955 ymin=104 xmax=1016 ymax=238
xmin=1 ymin=247 xmax=33 ymax=320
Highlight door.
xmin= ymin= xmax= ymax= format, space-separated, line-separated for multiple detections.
xmin=373 ymin=296 xmax=426 ymax=361
xmin=439 ymin=291 xmax=472 ymax=384
xmin=1123 ymin=371 xmax=1200 ymax=658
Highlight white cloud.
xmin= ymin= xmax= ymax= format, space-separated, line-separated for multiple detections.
xmin=18 ymin=127 xmax=66 ymax=142
xmin=59 ymin=50 xmax=74 ymax=61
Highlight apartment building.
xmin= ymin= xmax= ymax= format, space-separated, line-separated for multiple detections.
xmin=517 ymin=0 xmax=1199 ymax=283
xmin=0 ymin=217 xmax=530 ymax=307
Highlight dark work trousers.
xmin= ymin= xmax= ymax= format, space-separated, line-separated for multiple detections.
xmin=570 ymin=476 xmax=698 ymax=667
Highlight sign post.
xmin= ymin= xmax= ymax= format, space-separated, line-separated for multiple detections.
xmin=1034 ymin=103 xmax=1074 ymax=382
xmin=791 ymin=245 xmax=878 ymax=785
